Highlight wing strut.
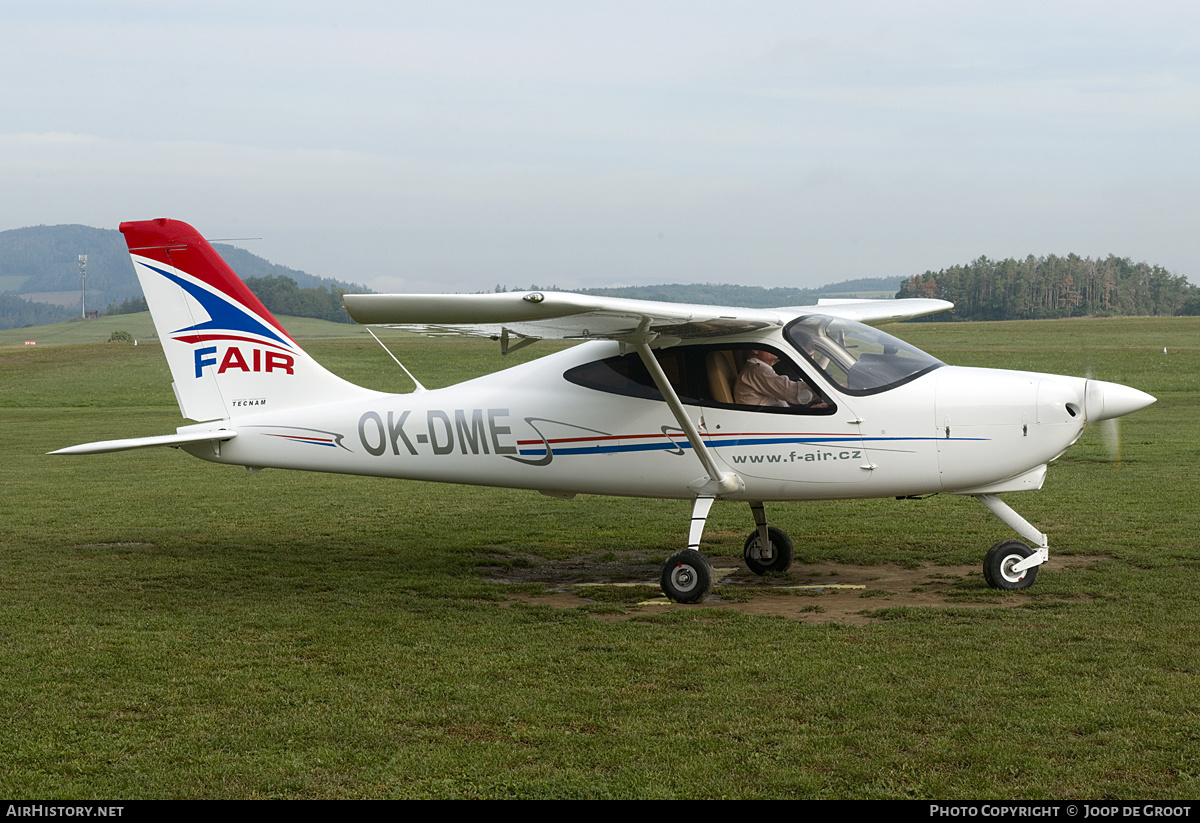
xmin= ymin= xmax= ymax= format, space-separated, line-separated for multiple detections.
xmin=631 ymin=333 xmax=742 ymax=497
xmin=364 ymin=327 xmax=426 ymax=392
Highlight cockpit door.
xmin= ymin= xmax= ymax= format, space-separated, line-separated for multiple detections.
xmin=699 ymin=350 xmax=872 ymax=486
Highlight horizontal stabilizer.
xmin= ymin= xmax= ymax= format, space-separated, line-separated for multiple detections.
xmin=49 ymin=430 xmax=237 ymax=456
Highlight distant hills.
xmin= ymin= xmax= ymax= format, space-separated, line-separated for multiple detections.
xmin=4 ymin=223 xmax=1196 ymax=330
xmin=0 ymin=223 xmax=904 ymax=330
xmin=0 ymin=224 xmax=366 ymax=330
xmin=1 ymin=225 xmax=130 ymax=327
xmin=578 ymin=278 xmax=900 ymax=307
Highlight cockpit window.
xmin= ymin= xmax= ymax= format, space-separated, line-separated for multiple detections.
xmin=564 ymin=344 xmax=835 ymax=414
xmin=785 ymin=316 xmax=943 ymax=395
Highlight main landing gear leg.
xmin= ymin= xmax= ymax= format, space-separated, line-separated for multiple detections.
xmin=743 ymin=501 xmax=795 ymax=575
xmin=660 ymin=497 xmax=715 ymax=604
xmin=974 ymin=494 xmax=1048 ymax=591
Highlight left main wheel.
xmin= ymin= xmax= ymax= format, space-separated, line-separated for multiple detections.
xmin=661 ymin=549 xmax=714 ymax=604
xmin=743 ymin=526 xmax=794 ymax=575
xmin=983 ymin=540 xmax=1039 ymax=590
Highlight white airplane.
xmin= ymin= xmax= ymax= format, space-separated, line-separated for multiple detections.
xmin=53 ymin=219 xmax=1156 ymax=603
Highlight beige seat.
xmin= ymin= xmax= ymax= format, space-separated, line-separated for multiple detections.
xmin=706 ymin=350 xmax=738 ymax=404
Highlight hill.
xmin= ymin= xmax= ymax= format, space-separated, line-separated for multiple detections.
xmin=577 ymin=278 xmax=901 ymax=306
xmin=0 ymin=224 xmax=366 ymax=330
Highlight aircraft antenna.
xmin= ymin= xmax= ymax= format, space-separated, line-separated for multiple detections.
xmin=364 ymin=326 xmax=426 ymax=393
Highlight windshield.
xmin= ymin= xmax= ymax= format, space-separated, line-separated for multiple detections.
xmin=785 ymin=316 xmax=943 ymax=395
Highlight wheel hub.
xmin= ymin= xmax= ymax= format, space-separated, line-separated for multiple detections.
xmin=671 ymin=564 xmax=697 ymax=592
xmin=1001 ymin=555 xmax=1025 ymax=583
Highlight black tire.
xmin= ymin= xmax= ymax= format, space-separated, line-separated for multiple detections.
xmin=743 ymin=526 xmax=795 ymax=575
xmin=983 ymin=540 xmax=1039 ymax=590
xmin=661 ymin=549 xmax=714 ymax=603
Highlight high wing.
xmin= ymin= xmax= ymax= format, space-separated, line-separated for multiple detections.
xmin=342 ymin=291 xmax=953 ymax=343
xmin=809 ymin=297 xmax=955 ymax=325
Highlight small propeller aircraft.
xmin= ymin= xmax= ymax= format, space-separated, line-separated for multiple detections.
xmin=53 ymin=219 xmax=1156 ymax=602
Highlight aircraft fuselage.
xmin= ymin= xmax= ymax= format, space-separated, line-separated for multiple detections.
xmin=179 ymin=336 xmax=1092 ymax=503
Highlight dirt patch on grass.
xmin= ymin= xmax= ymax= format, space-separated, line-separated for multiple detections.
xmin=493 ymin=554 xmax=1105 ymax=624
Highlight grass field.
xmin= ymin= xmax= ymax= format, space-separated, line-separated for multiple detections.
xmin=1 ymin=317 xmax=1198 ymax=798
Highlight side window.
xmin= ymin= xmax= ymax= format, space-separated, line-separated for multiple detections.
xmin=564 ymin=345 xmax=835 ymax=414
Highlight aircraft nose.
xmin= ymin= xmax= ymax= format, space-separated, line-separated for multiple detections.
xmin=1084 ymin=379 xmax=1157 ymax=422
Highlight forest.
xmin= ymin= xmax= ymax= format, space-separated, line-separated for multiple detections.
xmin=242 ymin=275 xmax=355 ymax=323
xmin=898 ymin=254 xmax=1200 ymax=320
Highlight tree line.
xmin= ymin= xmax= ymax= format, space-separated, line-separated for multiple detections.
xmin=0 ymin=294 xmax=75 ymax=328
xmin=242 ymin=275 xmax=355 ymax=323
xmin=898 ymin=254 xmax=1200 ymax=320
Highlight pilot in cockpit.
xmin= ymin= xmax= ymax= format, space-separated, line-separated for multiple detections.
xmin=734 ymin=350 xmax=828 ymax=409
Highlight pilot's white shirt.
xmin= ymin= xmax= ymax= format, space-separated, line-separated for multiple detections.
xmin=734 ymin=357 xmax=816 ymax=407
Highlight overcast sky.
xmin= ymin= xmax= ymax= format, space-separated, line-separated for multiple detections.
xmin=3 ymin=1 xmax=1198 ymax=293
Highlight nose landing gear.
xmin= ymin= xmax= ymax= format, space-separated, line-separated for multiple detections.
xmin=975 ymin=494 xmax=1048 ymax=590
xmin=983 ymin=540 xmax=1039 ymax=590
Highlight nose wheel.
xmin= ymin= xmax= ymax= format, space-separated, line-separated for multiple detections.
xmin=983 ymin=540 xmax=1039 ymax=590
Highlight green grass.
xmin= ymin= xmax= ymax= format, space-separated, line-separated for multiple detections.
xmin=1 ymin=318 xmax=1198 ymax=798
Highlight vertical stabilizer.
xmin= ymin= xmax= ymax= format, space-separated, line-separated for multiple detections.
xmin=121 ymin=218 xmax=381 ymax=421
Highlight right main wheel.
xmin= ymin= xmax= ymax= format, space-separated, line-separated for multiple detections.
xmin=743 ymin=526 xmax=794 ymax=575
xmin=661 ymin=549 xmax=714 ymax=603
xmin=983 ymin=540 xmax=1039 ymax=590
